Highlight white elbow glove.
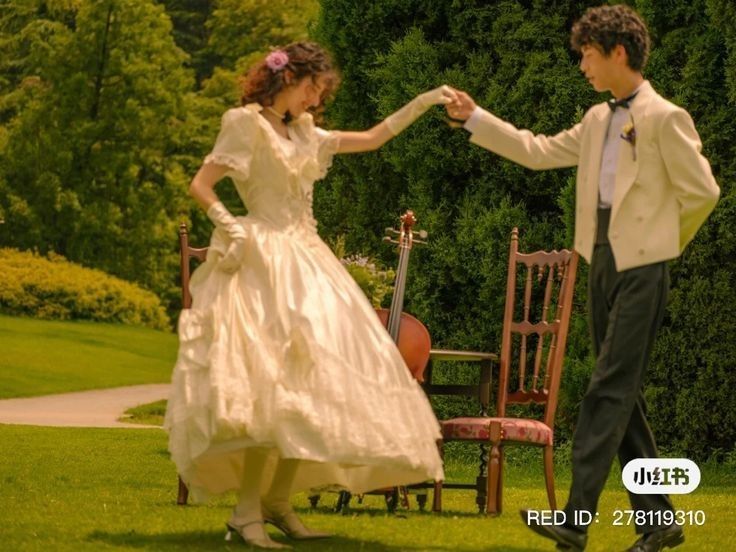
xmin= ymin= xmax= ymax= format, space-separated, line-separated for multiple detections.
xmin=206 ymin=201 xmax=248 ymax=273
xmin=384 ymin=85 xmax=457 ymax=135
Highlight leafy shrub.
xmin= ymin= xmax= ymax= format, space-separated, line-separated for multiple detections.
xmin=0 ymin=248 xmax=169 ymax=330
xmin=313 ymin=0 xmax=736 ymax=461
xmin=331 ymin=235 xmax=395 ymax=307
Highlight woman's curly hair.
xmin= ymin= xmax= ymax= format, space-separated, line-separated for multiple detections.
xmin=571 ymin=5 xmax=650 ymax=71
xmin=240 ymin=41 xmax=340 ymax=122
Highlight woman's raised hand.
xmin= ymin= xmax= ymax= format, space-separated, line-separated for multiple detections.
xmin=384 ymin=84 xmax=459 ymax=135
xmin=417 ymin=85 xmax=458 ymax=107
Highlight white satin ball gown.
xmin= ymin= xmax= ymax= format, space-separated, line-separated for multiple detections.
xmin=164 ymin=104 xmax=443 ymax=502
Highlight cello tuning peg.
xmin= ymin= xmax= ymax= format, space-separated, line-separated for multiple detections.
xmin=385 ymin=227 xmax=399 ymax=235
xmin=414 ymin=230 xmax=428 ymax=239
xmin=412 ymin=239 xmax=428 ymax=245
xmin=382 ymin=236 xmax=399 ymax=244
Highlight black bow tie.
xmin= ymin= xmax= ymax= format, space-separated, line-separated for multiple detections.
xmin=607 ymin=91 xmax=639 ymax=111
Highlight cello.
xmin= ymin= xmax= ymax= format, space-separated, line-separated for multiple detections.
xmin=376 ymin=210 xmax=432 ymax=382
xmin=332 ymin=210 xmax=433 ymax=514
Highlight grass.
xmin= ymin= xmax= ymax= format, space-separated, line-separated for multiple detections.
xmin=2 ymin=315 xmax=734 ymax=549
xmin=0 ymin=314 xmax=177 ymax=398
xmin=0 ymin=424 xmax=734 ymax=551
xmin=121 ymin=399 xmax=167 ymax=426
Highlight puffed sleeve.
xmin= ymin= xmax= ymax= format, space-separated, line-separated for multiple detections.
xmin=314 ymin=126 xmax=340 ymax=176
xmin=203 ymin=108 xmax=256 ymax=181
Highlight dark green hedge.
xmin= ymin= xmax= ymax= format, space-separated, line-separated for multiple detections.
xmin=313 ymin=0 xmax=736 ymax=460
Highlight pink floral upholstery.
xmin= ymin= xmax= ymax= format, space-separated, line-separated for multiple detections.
xmin=441 ymin=417 xmax=553 ymax=446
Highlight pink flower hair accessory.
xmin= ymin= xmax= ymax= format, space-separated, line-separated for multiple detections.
xmin=266 ymin=50 xmax=289 ymax=72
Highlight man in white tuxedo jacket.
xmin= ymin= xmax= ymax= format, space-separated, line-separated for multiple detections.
xmin=446 ymin=5 xmax=718 ymax=552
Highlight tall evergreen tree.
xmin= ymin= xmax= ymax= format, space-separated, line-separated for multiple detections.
xmin=632 ymin=0 xmax=736 ymax=459
xmin=0 ymin=0 xmax=196 ymax=305
xmin=313 ymin=0 xmax=736 ymax=458
xmin=313 ymin=0 xmax=599 ymax=375
xmin=158 ymin=0 xmax=215 ymax=84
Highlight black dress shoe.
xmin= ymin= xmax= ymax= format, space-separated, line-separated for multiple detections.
xmin=626 ymin=524 xmax=684 ymax=551
xmin=519 ymin=509 xmax=587 ymax=551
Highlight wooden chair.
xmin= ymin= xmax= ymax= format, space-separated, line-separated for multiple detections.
xmin=176 ymin=222 xmax=208 ymax=506
xmin=426 ymin=227 xmax=579 ymax=515
xmin=417 ymin=349 xmax=497 ymax=513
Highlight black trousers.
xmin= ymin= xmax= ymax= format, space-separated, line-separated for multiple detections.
xmin=564 ymin=209 xmax=674 ymax=534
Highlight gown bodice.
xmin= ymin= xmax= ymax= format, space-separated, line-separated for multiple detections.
xmin=204 ymin=103 xmax=339 ymax=234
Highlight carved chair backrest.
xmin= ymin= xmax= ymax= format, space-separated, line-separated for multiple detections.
xmin=497 ymin=228 xmax=579 ymax=430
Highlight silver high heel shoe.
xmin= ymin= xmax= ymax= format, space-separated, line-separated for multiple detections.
xmin=224 ymin=520 xmax=292 ymax=549
xmin=261 ymin=507 xmax=332 ymax=540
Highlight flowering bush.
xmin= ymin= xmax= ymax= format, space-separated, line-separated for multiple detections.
xmin=0 ymin=248 xmax=170 ymax=330
xmin=332 ymin=236 xmax=395 ymax=307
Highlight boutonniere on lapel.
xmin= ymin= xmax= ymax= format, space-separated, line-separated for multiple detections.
xmin=620 ymin=117 xmax=637 ymax=161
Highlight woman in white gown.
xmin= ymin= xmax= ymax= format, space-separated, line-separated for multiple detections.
xmin=164 ymin=41 xmax=454 ymax=548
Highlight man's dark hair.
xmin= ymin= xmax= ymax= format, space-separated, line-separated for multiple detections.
xmin=570 ymin=4 xmax=650 ymax=71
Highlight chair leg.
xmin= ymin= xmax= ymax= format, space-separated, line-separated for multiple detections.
xmin=497 ymin=447 xmax=504 ymax=513
xmin=432 ymin=479 xmax=443 ymax=513
xmin=486 ymin=423 xmax=503 ymax=516
xmin=543 ymin=445 xmax=557 ymax=510
xmin=177 ymin=476 xmax=189 ymax=505
xmin=432 ymin=439 xmax=444 ymax=513
xmin=486 ymin=443 xmax=502 ymax=516
xmin=475 ymin=443 xmax=488 ymax=514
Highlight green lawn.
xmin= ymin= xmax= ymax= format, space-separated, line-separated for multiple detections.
xmin=122 ymin=399 xmax=168 ymax=426
xmin=1 ymin=315 xmax=734 ymax=549
xmin=0 ymin=424 xmax=733 ymax=551
xmin=0 ymin=315 xmax=177 ymax=398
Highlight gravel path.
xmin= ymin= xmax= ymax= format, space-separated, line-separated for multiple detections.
xmin=0 ymin=384 xmax=170 ymax=428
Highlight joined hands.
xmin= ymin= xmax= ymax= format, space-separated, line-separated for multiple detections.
xmin=444 ymin=86 xmax=477 ymax=127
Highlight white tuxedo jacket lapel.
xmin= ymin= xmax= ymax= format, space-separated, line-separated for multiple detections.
xmin=611 ymin=81 xmax=654 ymax=225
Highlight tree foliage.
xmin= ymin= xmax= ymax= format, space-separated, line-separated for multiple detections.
xmin=0 ymin=0 xmax=733 ymax=458
xmin=0 ymin=0 xmax=318 ymax=317
xmin=157 ymin=0 xmax=214 ymax=83
xmin=0 ymin=0 xmax=195 ymax=310
xmin=313 ymin=0 xmax=736 ymax=459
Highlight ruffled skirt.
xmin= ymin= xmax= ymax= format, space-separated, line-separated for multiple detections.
xmin=164 ymin=216 xmax=443 ymax=502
